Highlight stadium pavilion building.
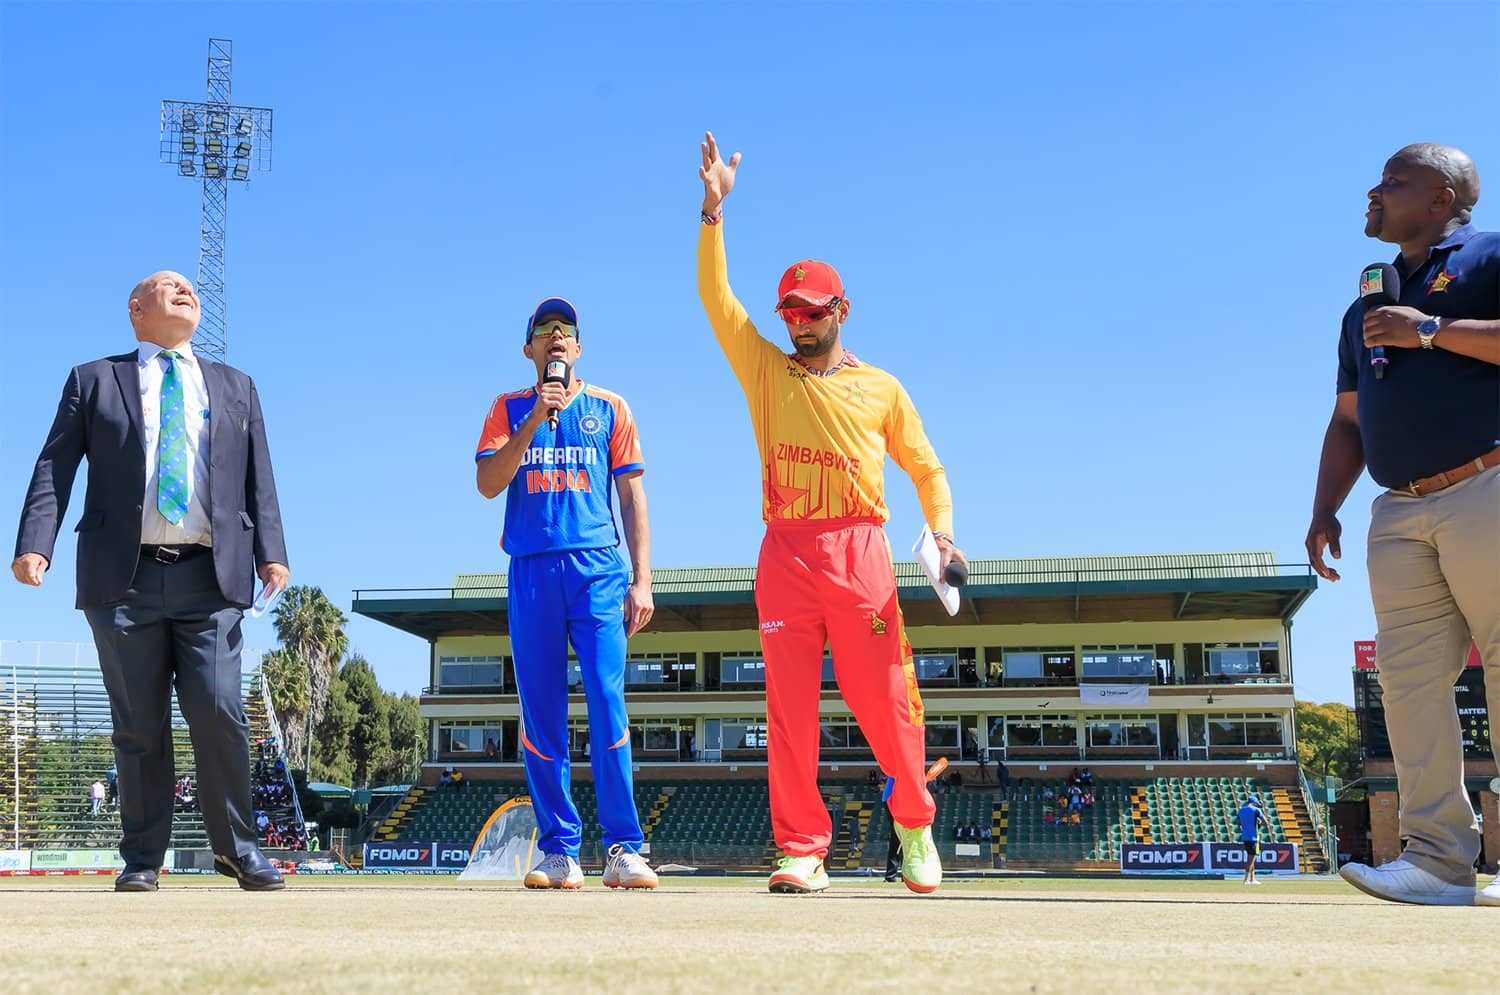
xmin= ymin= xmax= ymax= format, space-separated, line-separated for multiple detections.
xmin=352 ymin=551 xmax=1338 ymax=872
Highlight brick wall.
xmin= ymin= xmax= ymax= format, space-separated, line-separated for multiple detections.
xmin=1368 ymin=790 xmax=1402 ymax=867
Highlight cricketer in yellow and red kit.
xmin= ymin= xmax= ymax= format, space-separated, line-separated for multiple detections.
xmin=697 ymin=221 xmax=953 ymax=858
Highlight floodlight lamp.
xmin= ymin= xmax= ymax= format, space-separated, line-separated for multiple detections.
xmin=181 ymin=112 xmax=199 ymax=132
xmin=236 ymin=118 xmax=252 ymax=137
xmin=204 ymin=159 xmax=224 ymax=178
xmin=180 ymin=135 xmax=198 ymax=154
xmin=178 ymin=159 xmax=196 ymax=176
xmin=235 ymin=141 xmax=251 ymax=158
xmin=206 ymin=137 xmax=224 ymax=156
xmin=209 ymin=112 xmax=228 ymax=132
xmin=232 ymin=162 xmax=249 ymax=180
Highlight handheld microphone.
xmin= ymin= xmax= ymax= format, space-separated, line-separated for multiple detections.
xmin=943 ymin=560 xmax=968 ymax=588
xmin=543 ymin=359 xmax=571 ymax=429
xmin=1359 ymin=263 xmax=1400 ymax=380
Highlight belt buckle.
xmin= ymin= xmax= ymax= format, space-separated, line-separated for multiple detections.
xmin=1406 ymin=481 xmax=1422 ymax=497
xmin=153 ymin=545 xmax=182 ymax=564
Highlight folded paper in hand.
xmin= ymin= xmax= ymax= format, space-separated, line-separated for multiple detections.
xmin=246 ymin=582 xmax=286 ymax=620
xmin=913 ymin=525 xmax=960 ymax=617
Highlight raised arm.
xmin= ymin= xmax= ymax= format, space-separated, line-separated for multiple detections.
xmin=699 ymin=129 xmax=740 ymax=220
xmin=696 ymin=131 xmax=779 ymax=389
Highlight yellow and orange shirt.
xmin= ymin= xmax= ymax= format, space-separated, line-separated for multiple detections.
xmin=697 ymin=223 xmax=952 ymax=534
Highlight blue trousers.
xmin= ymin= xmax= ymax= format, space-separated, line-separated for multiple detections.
xmin=509 ymin=547 xmax=642 ymax=857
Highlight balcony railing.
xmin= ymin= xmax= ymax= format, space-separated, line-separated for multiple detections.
xmin=353 ymin=562 xmax=1317 ymax=603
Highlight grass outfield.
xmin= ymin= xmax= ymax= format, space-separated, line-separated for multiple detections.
xmin=4 ymin=874 xmax=1494 ymax=993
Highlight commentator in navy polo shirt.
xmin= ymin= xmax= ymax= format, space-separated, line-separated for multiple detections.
xmin=1305 ymin=143 xmax=1499 ymax=909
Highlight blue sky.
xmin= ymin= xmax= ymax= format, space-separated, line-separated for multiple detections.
xmin=2 ymin=1 xmax=1496 ymax=706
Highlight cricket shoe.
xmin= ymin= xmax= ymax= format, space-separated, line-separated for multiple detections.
xmin=768 ymin=854 xmax=829 ymax=894
xmin=603 ymin=844 xmax=658 ymax=889
xmin=1478 ymin=875 xmax=1500 ymax=907
xmin=524 ymin=852 xmax=584 ymax=890
xmin=1339 ymin=858 xmax=1474 ymax=906
xmin=894 ymin=821 xmax=942 ymax=894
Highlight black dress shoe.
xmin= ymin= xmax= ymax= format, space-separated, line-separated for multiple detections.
xmin=214 ymin=849 xmax=285 ymax=891
xmin=115 ymin=864 xmax=159 ymax=892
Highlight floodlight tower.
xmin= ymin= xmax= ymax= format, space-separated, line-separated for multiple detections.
xmin=158 ymin=38 xmax=273 ymax=363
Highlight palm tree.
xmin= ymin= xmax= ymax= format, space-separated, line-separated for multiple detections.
xmin=259 ymin=647 xmax=311 ymax=763
xmin=271 ymin=586 xmax=349 ymax=769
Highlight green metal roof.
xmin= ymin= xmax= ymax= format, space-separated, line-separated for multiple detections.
xmin=354 ymin=551 xmax=1316 ymax=640
xmin=454 ymin=551 xmax=1283 ymax=594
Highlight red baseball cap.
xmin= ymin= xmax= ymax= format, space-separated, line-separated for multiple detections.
xmin=777 ymin=260 xmax=843 ymax=305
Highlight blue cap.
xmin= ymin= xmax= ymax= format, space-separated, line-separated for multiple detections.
xmin=526 ymin=297 xmax=579 ymax=341
xmin=1248 ymin=795 xmax=1262 ymax=807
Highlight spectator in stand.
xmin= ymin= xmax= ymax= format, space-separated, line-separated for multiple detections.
xmin=106 ymin=764 xmax=118 ymax=804
xmin=1068 ymin=785 xmax=1083 ymax=813
xmin=438 ymin=767 xmax=454 ymax=789
xmin=996 ymin=761 xmax=1010 ymax=799
xmin=1067 ymin=767 xmax=1082 ymax=789
xmin=976 ymin=750 xmax=988 ymax=784
xmin=452 ymin=770 xmax=466 ymax=789
xmin=1043 ymin=810 xmax=1057 ymax=829
xmin=485 ymin=738 xmax=499 ymax=761
xmin=980 ymin=824 xmax=993 ymax=845
xmin=1041 ymin=786 xmax=1055 ymax=804
xmin=90 ymin=780 xmax=105 ymax=816
xmin=952 ymin=820 xmax=963 ymax=841
xmin=1080 ymin=767 xmax=1094 ymax=787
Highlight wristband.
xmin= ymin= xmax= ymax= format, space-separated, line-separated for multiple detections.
xmin=700 ymin=209 xmax=722 ymax=226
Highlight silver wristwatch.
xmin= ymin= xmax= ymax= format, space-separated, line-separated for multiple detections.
xmin=1417 ymin=315 xmax=1441 ymax=350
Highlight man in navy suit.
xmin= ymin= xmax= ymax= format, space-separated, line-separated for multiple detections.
xmin=13 ymin=270 xmax=290 ymax=892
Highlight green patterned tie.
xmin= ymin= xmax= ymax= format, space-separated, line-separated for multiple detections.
xmin=156 ymin=350 xmax=190 ymax=525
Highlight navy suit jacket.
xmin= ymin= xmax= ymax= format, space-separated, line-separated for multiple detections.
xmin=15 ymin=350 xmax=289 ymax=609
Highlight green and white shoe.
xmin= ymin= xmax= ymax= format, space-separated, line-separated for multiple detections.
xmin=894 ymin=821 xmax=942 ymax=894
xmin=768 ymin=854 xmax=829 ymax=894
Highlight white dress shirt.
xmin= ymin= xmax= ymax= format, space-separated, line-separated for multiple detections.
xmin=137 ymin=342 xmax=213 ymax=546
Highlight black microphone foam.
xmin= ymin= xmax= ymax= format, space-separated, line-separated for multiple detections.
xmin=543 ymin=359 xmax=571 ymax=427
xmin=1359 ymin=263 xmax=1400 ymax=379
xmin=943 ymin=561 xmax=968 ymax=588
xmin=1359 ymin=262 xmax=1400 ymax=308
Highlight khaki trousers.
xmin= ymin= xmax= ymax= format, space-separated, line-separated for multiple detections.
xmin=1368 ymin=464 xmax=1499 ymax=886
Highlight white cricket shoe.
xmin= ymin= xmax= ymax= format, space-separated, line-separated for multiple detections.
xmin=1339 ymin=858 xmax=1474 ymax=906
xmin=603 ymin=844 xmax=659 ymax=889
xmin=524 ymin=852 xmax=584 ymax=890
xmin=1478 ymin=875 xmax=1500 ymax=907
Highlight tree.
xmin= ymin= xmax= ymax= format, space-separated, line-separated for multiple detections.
xmin=260 ymin=647 xmax=310 ymax=764
xmin=272 ymin=586 xmax=349 ymax=767
xmin=311 ymin=670 xmax=356 ymax=786
xmin=341 ymin=655 xmax=393 ymax=786
xmin=1295 ymin=700 xmax=1362 ymax=782
xmin=384 ymin=694 xmax=425 ymax=785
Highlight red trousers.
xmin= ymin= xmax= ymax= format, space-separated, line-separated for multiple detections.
xmin=756 ymin=518 xmax=934 ymax=857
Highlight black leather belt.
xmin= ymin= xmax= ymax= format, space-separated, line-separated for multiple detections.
xmin=141 ymin=544 xmax=211 ymax=564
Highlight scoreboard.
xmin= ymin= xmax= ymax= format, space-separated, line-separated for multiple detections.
xmin=1355 ymin=668 xmax=1492 ymax=759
